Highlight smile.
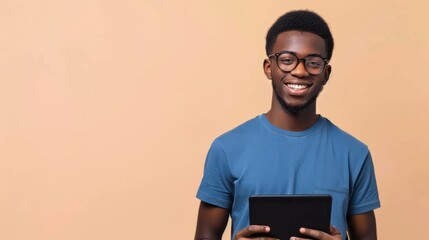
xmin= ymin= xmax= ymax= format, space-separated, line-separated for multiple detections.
xmin=286 ymin=83 xmax=310 ymax=90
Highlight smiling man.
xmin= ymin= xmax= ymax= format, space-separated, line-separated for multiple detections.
xmin=195 ymin=10 xmax=380 ymax=240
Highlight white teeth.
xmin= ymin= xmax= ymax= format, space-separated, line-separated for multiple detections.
xmin=287 ymin=84 xmax=308 ymax=90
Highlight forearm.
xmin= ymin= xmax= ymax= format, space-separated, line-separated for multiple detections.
xmin=195 ymin=201 xmax=230 ymax=240
xmin=347 ymin=211 xmax=377 ymax=240
xmin=194 ymin=226 xmax=224 ymax=240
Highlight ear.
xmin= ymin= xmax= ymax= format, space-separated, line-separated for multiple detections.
xmin=263 ymin=58 xmax=272 ymax=80
xmin=323 ymin=64 xmax=332 ymax=85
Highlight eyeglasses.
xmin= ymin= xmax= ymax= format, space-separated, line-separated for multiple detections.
xmin=268 ymin=51 xmax=329 ymax=75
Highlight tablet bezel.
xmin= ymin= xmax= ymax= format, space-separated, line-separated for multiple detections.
xmin=249 ymin=195 xmax=332 ymax=239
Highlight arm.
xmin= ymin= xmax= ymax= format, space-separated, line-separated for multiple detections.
xmin=293 ymin=209 xmax=377 ymax=240
xmin=194 ymin=201 xmax=230 ymax=240
xmin=290 ymin=225 xmax=342 ymax=240
xmin=347 ymin=210 xmax=377 ymax=240
xmin=194 ymin=201 xmax=279 ymax=240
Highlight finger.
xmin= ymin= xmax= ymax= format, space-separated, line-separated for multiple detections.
xmin=298 ymin=227 xmax=329 ymax=239
xmin=329 ymin=225 xmax=341 ymax=236
xmin=234 ymin=225 xmax=271 ymax=238
xmin=255 ymin=238 xmax=280 ymax=240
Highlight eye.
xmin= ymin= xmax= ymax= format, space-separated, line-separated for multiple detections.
xmin=278 ymin=56 xmax=295 ymax=65
xmin=306 ymin=57 xmax=324 ymax=68
xmin=307 ymin=61 xmax=321 ymax=67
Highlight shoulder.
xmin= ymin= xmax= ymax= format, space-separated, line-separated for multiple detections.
xmin=211 ymin=115 xmax=263 ymax=149
xmin=323 ymin=118 xmax=369 ymax=156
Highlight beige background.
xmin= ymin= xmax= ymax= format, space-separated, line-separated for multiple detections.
xmin=1 ymin=1 xmax=428 ymax=239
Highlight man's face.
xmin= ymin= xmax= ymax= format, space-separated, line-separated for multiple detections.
xmin=264 ymin=31 xmax=331 ymax=113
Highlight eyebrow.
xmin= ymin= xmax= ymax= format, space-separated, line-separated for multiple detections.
xmin=277 ymin=50 xmax=326 ymax=59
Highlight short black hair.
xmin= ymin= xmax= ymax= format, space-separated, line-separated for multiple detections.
xmin=265 ymin=10 xmax=334 ymax=60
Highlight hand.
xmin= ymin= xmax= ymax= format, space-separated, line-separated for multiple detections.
xmin=290 ymin=225 xmax=342 ymax=240
xmin=234 ymin=225 xmax=280 ymax=240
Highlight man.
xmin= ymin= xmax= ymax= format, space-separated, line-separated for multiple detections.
xmin=195 ymin=10 xmax=380 ymax=240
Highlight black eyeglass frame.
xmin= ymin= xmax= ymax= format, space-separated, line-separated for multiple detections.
xmin=267 ymin=51 xmax=329 ymax=75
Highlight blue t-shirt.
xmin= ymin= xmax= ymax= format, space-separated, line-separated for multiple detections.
xmin=197 ymin=115 xmax=380 ymax=239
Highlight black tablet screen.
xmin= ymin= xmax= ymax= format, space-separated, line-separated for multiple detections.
xmin=249 ymin=195 xmax=332 ymax=240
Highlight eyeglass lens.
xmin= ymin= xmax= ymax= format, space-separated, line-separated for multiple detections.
xmin=276 ymin=53 xmax=325 ymax=75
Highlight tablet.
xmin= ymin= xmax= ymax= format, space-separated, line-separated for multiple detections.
xmin=249 ymin=195 xmax=332 ymax=240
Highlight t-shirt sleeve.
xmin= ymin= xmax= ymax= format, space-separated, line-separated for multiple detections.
xmin=348 ymin=151 xmax=381 ymax=214
xmin=196 ymin=140 xmax=234 ymax=209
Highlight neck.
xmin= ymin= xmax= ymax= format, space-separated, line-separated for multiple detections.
xmin=265 ymin=98 xmax=319 ymax=132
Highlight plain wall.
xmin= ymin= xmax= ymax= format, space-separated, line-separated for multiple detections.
xmin=1 ymin=1 xmax=428 ymax=239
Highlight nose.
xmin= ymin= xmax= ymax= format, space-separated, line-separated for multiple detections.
xmin=290 ymin=59 xmax=309 ymax=77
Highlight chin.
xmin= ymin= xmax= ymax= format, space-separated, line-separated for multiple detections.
xmin=283 ymin=104 xmax=308 ymax=113
xmin=273 ymin=81 xmax=323 ymax=114
xmin=276 ymin=95 xmax=317 ymax=114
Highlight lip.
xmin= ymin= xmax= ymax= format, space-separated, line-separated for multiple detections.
xmin=283 ymin=81 xmax=312 ymax=96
